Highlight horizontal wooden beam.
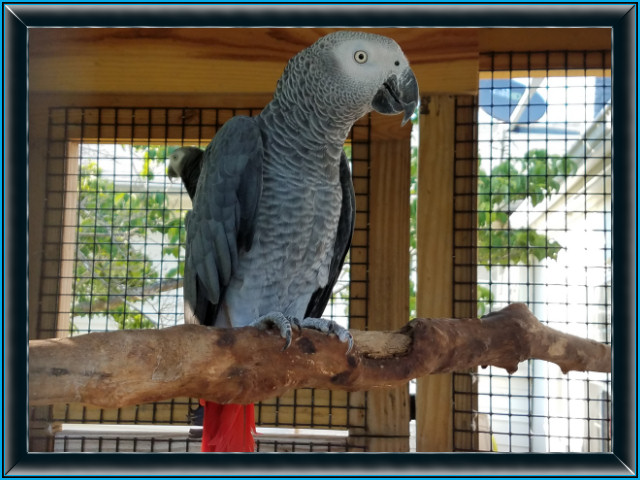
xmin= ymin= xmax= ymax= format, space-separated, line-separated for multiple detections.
xmin=479 ymin=28 xmax=611 ymax=54
xmin=28 ymin=27 xmax=609 ymax=96
xmin=29 ymin=28 xmax=478 ymax=95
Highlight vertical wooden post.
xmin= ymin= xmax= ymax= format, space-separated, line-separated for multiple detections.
xmin=415 ymin=95 xmax=456 ymax=452
xmin=55 ymin=142 xmax=80 ymax=338
xmin=28 ymin=102 xmax=49 ymax=341
xmin=354 ymin=113 xmax=412 ymax=452
xmin=451 ymin=96 xmax=479 ymax=451
xmin=28 ymin=101 xmax=56 ymax=452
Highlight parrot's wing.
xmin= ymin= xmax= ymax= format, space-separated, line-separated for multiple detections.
xmin=305 ymin=150 xmax=355 ymax=319
xmin=184 ymin=116 xmax=263 ymax=325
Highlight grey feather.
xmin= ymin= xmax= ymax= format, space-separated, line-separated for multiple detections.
xmin=183 ymin=116 xmax=263 ymax=325
xmin=305 ymin=151 xmax=355 ymax=319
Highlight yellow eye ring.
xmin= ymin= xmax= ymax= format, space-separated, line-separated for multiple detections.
xmin=354 ymin=50 xmax=368 ymax=64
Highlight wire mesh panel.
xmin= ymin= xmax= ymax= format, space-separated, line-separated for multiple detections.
xmin=31 ymin=106 xmax=371 ymax=452
xmin=453 ymin=51 xmax=612 ymax=452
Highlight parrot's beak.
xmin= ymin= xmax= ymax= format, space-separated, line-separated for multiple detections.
xmin=167 ymin=164 xmax=178 ymax=178
xmin=371 ymin=67 xmax=419 ymax=126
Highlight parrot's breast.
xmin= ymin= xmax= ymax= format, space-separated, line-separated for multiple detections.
xmin=220 ymin=152 xmax=343 ymax=327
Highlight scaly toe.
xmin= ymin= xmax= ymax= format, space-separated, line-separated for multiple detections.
xmin=250 ymin=312 xmax=295 ymax=350
xmin=298 ymin=317 xmax=354 ymax=354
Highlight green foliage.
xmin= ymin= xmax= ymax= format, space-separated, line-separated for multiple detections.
xmin=476 ymin=285 xmax=493 ymax=317
xmin=478 ymin=149 xmax=578 ymax=212
xmin=72 ymin=147 xmax=186 ymax=331
xmin=409 ymin=147 xmax=578 ymax=319
xmin=475 ymin=149 xmax=577 ymax=313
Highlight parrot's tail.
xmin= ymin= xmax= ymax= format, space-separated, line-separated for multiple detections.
xmin=200 ymin=400 xmax=256 ymax=452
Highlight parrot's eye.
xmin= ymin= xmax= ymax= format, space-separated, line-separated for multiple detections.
xmin=354 ymin=50 xmax=368 ymax=64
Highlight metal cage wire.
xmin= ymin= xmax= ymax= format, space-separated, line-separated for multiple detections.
xmin=33 ymin=106 xmax=372 ymax=452
xmin=451 ymin=50 xmax=612 ymax=453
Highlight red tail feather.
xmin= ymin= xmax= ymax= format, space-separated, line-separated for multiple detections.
xmin=200 ymin=400 xmax=256 ymax=452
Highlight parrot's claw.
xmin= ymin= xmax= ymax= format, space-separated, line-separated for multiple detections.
xmin=251 ymin=314 xmax=353 ymax=353
xmin=250 ymin=312 xmax=296 ymax=350
xmin=298 ymin=317 xmax=354 ymax=354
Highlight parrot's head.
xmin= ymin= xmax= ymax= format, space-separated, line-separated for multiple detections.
xmin=167 ymin=146 xmax=204 ymax=199
xmin=280 ymin=31 xmax=419 ymax=127
xmin=167 ymin=147 xmax=203 ymax=179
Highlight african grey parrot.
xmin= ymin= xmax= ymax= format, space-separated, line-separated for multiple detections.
xmin=167 ymin=147 xmax=203 ymax=199
xmin=171 ymin=31 xmax=418 ymax=452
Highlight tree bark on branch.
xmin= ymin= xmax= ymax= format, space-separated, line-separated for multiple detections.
xmin=28 ymin=303 xmax=610 ymax=408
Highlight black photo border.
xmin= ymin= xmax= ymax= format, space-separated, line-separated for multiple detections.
xmin=4 ymin=3 xmax=636 ymax=477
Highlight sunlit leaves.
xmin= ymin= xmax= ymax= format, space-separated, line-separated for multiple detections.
xmin=409 ymin=148 xmax=575 ymax=320
xmin=72 ymin=147 xmax=185 ymax=330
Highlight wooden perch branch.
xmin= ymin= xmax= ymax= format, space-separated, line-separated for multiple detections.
xmin=29 ymin=303 xmax=610 ymax=408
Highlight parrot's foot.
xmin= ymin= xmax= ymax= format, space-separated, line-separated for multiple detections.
xmin=250 ymin=312 xmax=297 ymax=351
xmin=298 ymin=317 xmax=354 ymax=354
xmin=250 ymin=314 xmax=353 ymax=353
xmin=187 ymin=404 xmax=204 ymax=427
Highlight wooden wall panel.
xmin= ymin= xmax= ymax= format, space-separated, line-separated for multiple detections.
xmin=55 ymin=142 xmax=79 ymax=338
xmin=28 ymin=101 xmax=49 ymax=341
xmin=28 ymin=27 xmax=479 ymax=95
xmin=478 ymin=28 xmax=611 ymax=54
xmin=28 ymin=27 xmax=610 ymax=97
